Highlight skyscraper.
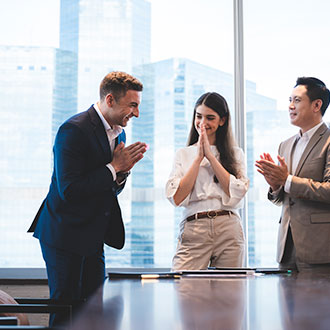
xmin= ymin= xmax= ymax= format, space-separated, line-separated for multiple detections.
xmin=59 ymin=0 xmax=151 ymax=112
xmin=0 ymin=46 xmax=76 ymax=266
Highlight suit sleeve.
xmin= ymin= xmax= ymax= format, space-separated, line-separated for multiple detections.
xmin=54 ymin=122 xmax=116 ymax=203
xmin=289 ymin=142 xmax=330 ymax=204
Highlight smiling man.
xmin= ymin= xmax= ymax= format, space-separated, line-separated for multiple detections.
xmin=255 ymin=77 xmax=330 ymax=272
xmin=28 ymin=71 xmax=147 ymax=326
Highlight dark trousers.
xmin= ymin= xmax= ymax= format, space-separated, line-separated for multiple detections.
xmin=279 ymin=226 xmax=330 ymax=272
xmin=39 ymin=241 xmax=106 ymax=327
xmin=279 ymin=226 xmax=297 ymax=271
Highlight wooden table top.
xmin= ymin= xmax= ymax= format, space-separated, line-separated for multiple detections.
xmin=67 ymin=270 xmax=330 ymax=330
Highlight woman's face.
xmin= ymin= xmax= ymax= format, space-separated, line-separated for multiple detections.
xmin=194 ymin=104 xmax=226 ymax=143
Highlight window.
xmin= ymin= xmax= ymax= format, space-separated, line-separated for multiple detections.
xmin=1 ymin=0 xmax=329 ymax=269
xmin=244 ymin=0 xmax=330 ymax=266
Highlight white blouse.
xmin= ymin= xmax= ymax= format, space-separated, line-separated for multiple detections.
xmin=166 ymin=145 xmax=249 ymax=220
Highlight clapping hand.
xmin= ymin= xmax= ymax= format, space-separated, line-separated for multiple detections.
xmin=255 ymin=153 xmax=289 ymax=191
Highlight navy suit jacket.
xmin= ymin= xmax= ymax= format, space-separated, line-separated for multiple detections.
xmin=28 ymin=106 xmax=126 ymax=256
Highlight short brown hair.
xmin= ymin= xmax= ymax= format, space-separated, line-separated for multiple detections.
xmin=100 ymin=71 xmax=143 ymax=101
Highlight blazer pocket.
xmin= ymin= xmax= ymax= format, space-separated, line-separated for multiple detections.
xmin=310 ymin=213 xmax=330 ymax=224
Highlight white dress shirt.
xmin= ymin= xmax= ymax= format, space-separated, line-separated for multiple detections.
xmin=93 ymin=103 xmax=122 ymax=181
xmin=284 ymin=121 xmax=324 ymax=193
xmin=166 ymin=145 xmax=249 ymax=220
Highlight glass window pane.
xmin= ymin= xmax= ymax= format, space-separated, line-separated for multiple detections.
xmin=0 ymin=0 xmax=235 ymax=268
xmin=244 ymin=0 xmax=330 ymax=266
xmin=110 ymin=0 xmax=236 ymax=267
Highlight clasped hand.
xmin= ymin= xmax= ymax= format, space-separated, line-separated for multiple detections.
xmin=111 ymin=141 xmax=147 ymax=173
xmin=196 ymin=125 xmax=214 ymax=161
xmin=255 ymin=153 xmax=289 ymax=191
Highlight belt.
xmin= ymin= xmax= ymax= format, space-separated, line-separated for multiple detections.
xmin=186 ymin=210 xmax=231 ymax=222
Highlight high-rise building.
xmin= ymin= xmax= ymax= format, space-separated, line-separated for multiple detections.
xmin=59 ymin=0 xmax=151 ymax=112
xmin=0 ymin=46 xmax=76 ymax=266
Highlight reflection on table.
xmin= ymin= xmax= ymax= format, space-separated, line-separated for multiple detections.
xmin=176 ymin=278 xmax=246 ymax=330
xmin=278 ymin=271 xmax=330 ymax=330
xmin=66 ymin=270 xmax=330 ymax=330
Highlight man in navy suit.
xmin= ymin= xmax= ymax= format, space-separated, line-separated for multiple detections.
xmin=28 ymin=71 xmax=147 ymax=326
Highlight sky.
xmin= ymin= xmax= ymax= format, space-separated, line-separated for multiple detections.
xmin=1 ymin=0 xmax=330 ymax=121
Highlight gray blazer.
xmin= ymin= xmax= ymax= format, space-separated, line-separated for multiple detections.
xmin=268 ymin=123 xmax=330 ymax=264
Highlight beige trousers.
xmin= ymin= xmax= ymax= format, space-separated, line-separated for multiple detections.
xmin=172 ymin=212 xmax=245 ymax=271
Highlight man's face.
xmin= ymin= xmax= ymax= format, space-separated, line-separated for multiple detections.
xmin=288 ymin=85 xmax=319 ymax=133
xmin=107 ymin=90 xmax=141 ymax=127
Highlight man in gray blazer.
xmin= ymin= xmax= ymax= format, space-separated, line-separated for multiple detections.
xmin=256 ymin=77 xmax=330 ymax=271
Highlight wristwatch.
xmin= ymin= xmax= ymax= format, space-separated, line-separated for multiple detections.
xmin=117 ymin=171 xmax=131 ymax=183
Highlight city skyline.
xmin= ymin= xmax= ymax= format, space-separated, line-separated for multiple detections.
xmin=1 ymin=0 xmax=329 ymax=268
xmin=2 ymin=0 xmax=330 ymax=115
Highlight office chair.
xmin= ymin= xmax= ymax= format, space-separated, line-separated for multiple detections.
xmin=0 ymin=294 xmax=72 ymax=330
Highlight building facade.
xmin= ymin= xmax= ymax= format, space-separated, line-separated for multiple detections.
xmin=0 ymin=46 xmax=76 ymax=266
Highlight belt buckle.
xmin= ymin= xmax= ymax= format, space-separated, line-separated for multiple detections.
xmin=207 ymin=210 xmax=217 ymax=219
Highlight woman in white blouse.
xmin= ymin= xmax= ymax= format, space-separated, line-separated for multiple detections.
xmin=166 ymin=92 xmax=249 ymax=270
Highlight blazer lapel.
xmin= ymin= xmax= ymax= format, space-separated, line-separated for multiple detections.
xmin=88 ymin=106 xmax=112 ymax=162
xmin=288 ymin=135 xmax=300 ymax=174
xmin=294 ymin=123 xmax=328 ymax=176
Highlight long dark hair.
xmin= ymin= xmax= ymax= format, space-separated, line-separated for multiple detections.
xmin=187 ymin=92 xmax=241 ymax=179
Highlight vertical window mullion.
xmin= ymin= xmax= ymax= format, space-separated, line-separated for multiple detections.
xmin=233 ymin=0 xmax=248 ymax=266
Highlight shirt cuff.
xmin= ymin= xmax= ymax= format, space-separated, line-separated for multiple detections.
xmin=166 ymin=177 xmax=190 ymax=207
xmin=284 ymin=174 xmax=293 ymax=193
xmin=106 ymin=163 xmax=117 ymax=181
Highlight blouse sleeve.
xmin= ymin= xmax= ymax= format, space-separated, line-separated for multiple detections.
xmin=221 ymin=147 xmax=249 ymax=208
xmin=165 ymin=149 xmax=190 ymax=207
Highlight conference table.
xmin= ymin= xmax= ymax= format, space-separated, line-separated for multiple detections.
xmin=66 ymin=269 xmax=330 ymax=330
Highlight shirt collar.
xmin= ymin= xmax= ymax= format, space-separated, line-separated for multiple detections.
xmin=93 ymin=103 xmax=122 ymax=136
xmin=299 ymin=121 xmax=324 ymax=140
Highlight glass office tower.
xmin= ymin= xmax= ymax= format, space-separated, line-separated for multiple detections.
xmin=0 ymin=46 xmax=76 ymax=266
xmin=59 ymin=0 xmax=151 ymax=112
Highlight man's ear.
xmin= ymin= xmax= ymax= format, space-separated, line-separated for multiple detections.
xmin=106 ymin=93 xmax=115 ymax=107
xmin=313 ymin=99 xmax=323 ymax=113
